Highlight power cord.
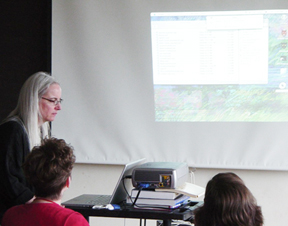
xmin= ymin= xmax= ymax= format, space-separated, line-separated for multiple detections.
xmin=122 ymin=175 xmax=133 ymax=204
xmin=132 ymin=186 xmax=143 ymax=206
xmin=122 ymin=169 xmax=198 ymax=212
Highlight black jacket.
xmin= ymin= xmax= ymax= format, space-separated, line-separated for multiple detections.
xmin=0 ymin=119 xmax=34 ymax=223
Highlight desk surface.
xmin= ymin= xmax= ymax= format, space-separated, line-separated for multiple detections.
xmin=64 ymin=198 xmax=202 ymax=222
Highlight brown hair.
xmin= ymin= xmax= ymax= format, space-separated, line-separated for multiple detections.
xmin=23 ymin=138 xmax=75 ymax=200
xmin=194 ymin=172 xmax=263 ymax=226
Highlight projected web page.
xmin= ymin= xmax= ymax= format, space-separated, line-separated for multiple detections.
xmin=151 ymin=10 xmax=288 ymax=122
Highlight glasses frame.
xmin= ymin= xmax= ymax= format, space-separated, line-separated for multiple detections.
xmin=41 ymin=97 xmax=63 ymax=105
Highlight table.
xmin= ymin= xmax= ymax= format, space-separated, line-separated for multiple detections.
xmin=64 ymin=199 xmax=202 ymax=226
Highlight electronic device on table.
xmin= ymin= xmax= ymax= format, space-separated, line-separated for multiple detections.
xmin=132 ymin=162 xmax=189 ymax=189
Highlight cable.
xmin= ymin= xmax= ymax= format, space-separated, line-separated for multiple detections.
xmin=122 ymin=175 xmax=134 ymax=204
xmin=122 ymin=175 xmax=187 ymax=211
xmin=132 ymin=186 xmax=143 ymax=206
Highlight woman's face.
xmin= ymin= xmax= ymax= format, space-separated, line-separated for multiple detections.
xmin=39 ymin=83 xmax=62 ymax=125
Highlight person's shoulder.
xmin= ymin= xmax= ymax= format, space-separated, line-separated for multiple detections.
xmin=53 ymin=205 xmax=85 ymax=218
xmin=0 ymin=119 xmax=25 ymax=133
xmin=2 ymin=205 xmax=25 ymax=224
xmin=4 ymin=204 xmax=21 ymax=214
xmin=0 ymin=119 xmax=23 ymax=129
xmin=61 ymin=208 xmax=90 ymax=226
xmin=47 ymin=206 xmax=90 ymax=226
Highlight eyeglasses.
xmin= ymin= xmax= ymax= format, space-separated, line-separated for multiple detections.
xmin=41 ymin=97 xmax=63 ymax=105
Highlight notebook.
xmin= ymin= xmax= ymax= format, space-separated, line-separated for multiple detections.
xmin=62 ymin=158 xmax=145 ymax=208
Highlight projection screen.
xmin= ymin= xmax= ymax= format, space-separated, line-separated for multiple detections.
xmin=52 ymin=0 xmax=288 ymax=170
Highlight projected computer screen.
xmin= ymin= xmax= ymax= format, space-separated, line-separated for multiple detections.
xmin=53 ymin=1 xmax=288 ymax=170
xmin=152 ymin=10 xmax=288 ymax=122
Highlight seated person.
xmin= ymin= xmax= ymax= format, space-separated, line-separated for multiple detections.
xmin=2 ymin=138 xmax=89 ymax=226
xmin=194 ymin=172 xmax=263 ymax=226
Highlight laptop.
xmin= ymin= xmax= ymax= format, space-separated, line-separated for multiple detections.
xmin=62 ymin=158 xmax=146 ymax=208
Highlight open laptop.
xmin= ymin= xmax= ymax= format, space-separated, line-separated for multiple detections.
xmin=62 ymin=158 xmax=145 ymax=208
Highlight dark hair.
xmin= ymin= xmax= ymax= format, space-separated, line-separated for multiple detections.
xmin=23 ymin=138 xmax=75 ymax=200
xmin=194 ymin=172 xmax=263 ymax=226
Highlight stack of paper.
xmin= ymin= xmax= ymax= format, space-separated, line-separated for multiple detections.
xmin=128 ymin=189 xmax=189 ymax=208
xmin=155 ymin=182 xmax=205 ymax=198
xmin=128 ymin=182 xmax=205 ymax=209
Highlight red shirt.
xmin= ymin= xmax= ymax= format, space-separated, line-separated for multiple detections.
xmin=2 ymin=202 xmax=89 ymax=226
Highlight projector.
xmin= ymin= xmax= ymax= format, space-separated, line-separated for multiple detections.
xmin=132 ymin=162 xmax=189 ymax=189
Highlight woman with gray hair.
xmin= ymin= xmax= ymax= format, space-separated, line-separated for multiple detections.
xmin=0 ymin=71 xmax=62 ymax=223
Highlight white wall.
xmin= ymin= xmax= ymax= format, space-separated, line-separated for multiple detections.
xmin=62 ymin=164 xmax=288 ymax=226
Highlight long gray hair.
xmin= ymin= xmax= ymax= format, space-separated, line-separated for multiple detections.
xmin=7 ymin=72 xmax=59 ymax=149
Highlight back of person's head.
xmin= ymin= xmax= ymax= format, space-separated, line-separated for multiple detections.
xmin=8 ymin=71 xmax=59 ymax=148
xmin=23 ymin=138 xmax=75 ymax=200
xmin=194 ymin=172 xmax=263 ymax=226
